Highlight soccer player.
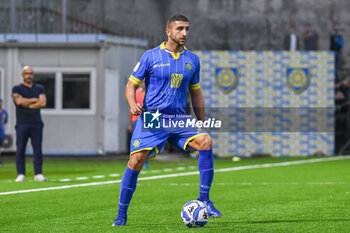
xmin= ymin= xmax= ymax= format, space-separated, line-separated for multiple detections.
xmin=113 ymin=14 xmax=222 ymax=226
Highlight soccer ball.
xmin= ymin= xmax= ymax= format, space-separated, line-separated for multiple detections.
xmin=181 ymin=200 xmax=209 ymax=228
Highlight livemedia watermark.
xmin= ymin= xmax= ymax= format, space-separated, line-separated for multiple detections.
xmin=142 ymin=110 xmax=221 ymax=131
xmin=140 ymin=108 xmax=334 ymax=132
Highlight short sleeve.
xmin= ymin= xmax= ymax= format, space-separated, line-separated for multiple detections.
xmin=189 ymin=56 xmax=201 ymax=90
xmin=12 ymin=85 xmax=20 ymax=95
xmin=37 ymin=84 xmax=45 ymax=95
xmin=129 ymin=53 xmax=149 ymax=85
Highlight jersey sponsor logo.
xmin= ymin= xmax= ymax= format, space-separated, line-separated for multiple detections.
xmin=153 ymin=63 xmax=170 ymax=68
xmin=215 ymin=67 xmax=239 ymax=94
xmin=285 ymin=67 xmax=310 ymax=94
xmin=186 ymin=62 xmax=192 ymax=71
xmin=170 ymin=73 xmax=183 ymax=88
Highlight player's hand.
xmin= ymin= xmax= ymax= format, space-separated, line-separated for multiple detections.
xmin=130 ymin=103 xmax=144 ymax=116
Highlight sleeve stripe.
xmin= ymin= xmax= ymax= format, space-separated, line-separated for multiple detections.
xmin=190 ymin=84 xmax=201 ymax=90
xmin=129 ymin=78 xmax=141 ymax=85
xmin=130 ymin=75 xmax=142 ymax=83
xmin=129 ymin=75 xmax=142 ymax=84
xmin=130 ymin=78 xmax=141 ymax=84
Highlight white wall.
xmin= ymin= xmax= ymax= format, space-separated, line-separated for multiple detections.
xmin=0 ymin=37 xmax=147 ymax=155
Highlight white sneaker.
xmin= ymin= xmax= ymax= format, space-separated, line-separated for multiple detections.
xmin=15 ymin=174 xmax=25 ymax=182
xmin=34 ymin=174 xmax=47 ymax=182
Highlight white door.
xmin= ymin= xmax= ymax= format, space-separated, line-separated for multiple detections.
xmin=104 ymin=69 xmax=121 ymax=152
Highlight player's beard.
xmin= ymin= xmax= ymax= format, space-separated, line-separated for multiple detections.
xmin=170 ymin=36 xmax=186 ymax=47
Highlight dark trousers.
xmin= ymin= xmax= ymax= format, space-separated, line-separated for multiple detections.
xmin=335 ymin=52 xmax=341 ymax=83
xmin=15 ymin=123 xmax=44 ymax=175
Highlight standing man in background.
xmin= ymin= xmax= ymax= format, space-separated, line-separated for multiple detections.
xmin=303 ymin=24 xmax=319 ymax=50
xmin=283 ymin=26 xmax=299 ymax=51
xmin=0 ymin=98 xmax=8 ymax=165
xmin=330 ymin=23 xmax=344 ymax=83
xmin=12 ymin=66 xmax=47 ymax=182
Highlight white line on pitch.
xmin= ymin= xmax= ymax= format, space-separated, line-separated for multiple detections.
xmin=150 ymin=170 xmax=161 ymax=173
xmin=1 ymin=156 xmax=349 ymax=196
xmin=76 ymin=177 xmax=89 ymax=180
xmin=92 ymin=175 xmax=105 ymax=179
xmin=59 ymin=179 xmax=72 ymax=182
xmin=137 ymin=182 xmax=347 ymax=186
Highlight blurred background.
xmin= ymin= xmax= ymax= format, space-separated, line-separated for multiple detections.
xmin=0 ymin=1 xmax=349 ymax=55
xmin=0 ymin=0 xmax=349 ymax=57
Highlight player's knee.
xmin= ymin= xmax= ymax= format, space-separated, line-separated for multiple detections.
xmin=197 ymin=135 xmax=212 ymax=150
xmin=128 ymin=152 xmax=147 ymax=170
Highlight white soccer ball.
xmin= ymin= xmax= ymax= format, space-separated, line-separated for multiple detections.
xmin=181 ymin=200 xmax=209 ymax=228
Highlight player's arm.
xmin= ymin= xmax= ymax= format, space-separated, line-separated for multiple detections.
xmin=128 ymin=111 xmax=133 ymax=132
xmin=189 ymin=88 xmax=205 ymax=122
xmin=28 ymin=94 xmax=46 ymax=109
xmin=12 ymin=93 xmax=38 ymax=108
xmin=125 ymin=81 xmax=144 ymax=116
xmin=127 ymin=53 xmax=148 ymax=116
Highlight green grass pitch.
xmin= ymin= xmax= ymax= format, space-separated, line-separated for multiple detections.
xmin=1 ymin=156 xmax=350 ymax=232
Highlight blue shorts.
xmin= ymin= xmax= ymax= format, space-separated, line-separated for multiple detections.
xmin=130 ymin=113 xmax=208 ymax=160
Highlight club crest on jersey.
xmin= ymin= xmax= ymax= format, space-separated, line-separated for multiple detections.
xmin=285 ymin=67 xmax=310 ymax=94
xmin=133 ymin=139 xmax=141 ymax=148
xmin=215 ymin=67 xmax=239 ymax=94
xmin=186 ymin=62 xmax=192 ymax=71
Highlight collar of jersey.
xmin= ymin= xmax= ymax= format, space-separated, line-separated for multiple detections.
xmin=160 ymin=42 xmax=187 ymax=60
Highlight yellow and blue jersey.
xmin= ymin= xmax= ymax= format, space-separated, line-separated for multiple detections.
xmin=129 ymin=42 xmax=201 ymax=115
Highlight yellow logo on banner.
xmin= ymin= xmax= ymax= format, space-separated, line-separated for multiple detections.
xmin=170 ymin=73 xmax=183 ymax=88
xmin=215 ymin=67 xmax=239 ymax=94
xmin=286 ymin=67 xmax=310 ymax=94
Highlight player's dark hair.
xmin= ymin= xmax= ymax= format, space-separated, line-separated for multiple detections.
xmin=167 ymin=14 xmax=189 ymax=28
